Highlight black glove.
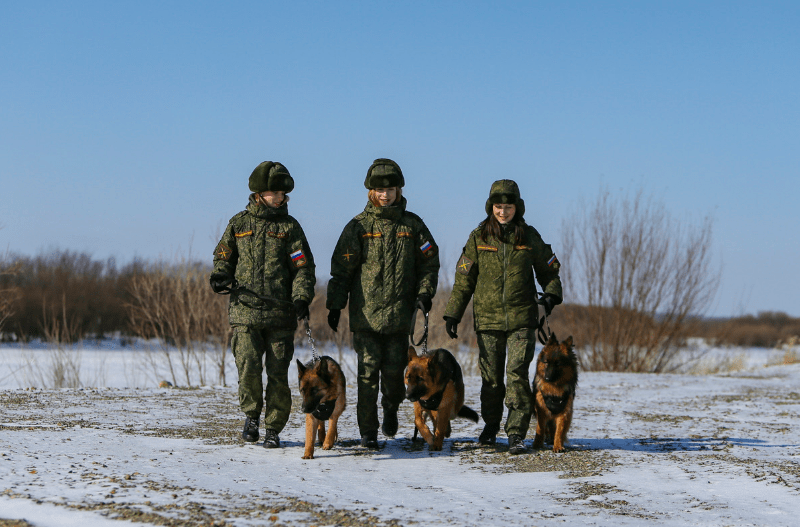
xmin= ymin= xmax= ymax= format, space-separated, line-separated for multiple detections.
xmin=444 ymin=316 xmax=459 ymax=339
xmin=327 ymin=309 xmax=341 ymax=332
xmin=416 ymin=293 xmax=432 ymax=314
xmin=294 ymin=299 xmax=310 ymax=320
xmin=209 ymin=272 xmax=233 ymax=294
xmin=539 ymin=294 xmax=559 ymax=316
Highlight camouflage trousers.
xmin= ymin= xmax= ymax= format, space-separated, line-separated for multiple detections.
xmin=476 ymin=327 xmax=537 ymax=437
xmin=230 ymin=325 xmax=295 ymax=433
xmin=352 ymin=331 xmax=408 ymax=436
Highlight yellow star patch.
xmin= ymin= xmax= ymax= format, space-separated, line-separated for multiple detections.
xmin=456 ymin=255 xmax=474 ymax=275
xmin=216 ymin=243 xmax=231 ymax=261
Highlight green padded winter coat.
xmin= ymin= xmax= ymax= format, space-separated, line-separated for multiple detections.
xmin=326 ymin=197 xmax=439 ymax=334
xmin=213 ymin=195 xmax=315 ymax=329
xmin=444 ymin=224 xmax=562 ymax=332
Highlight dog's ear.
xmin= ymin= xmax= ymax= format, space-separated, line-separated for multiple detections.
xmin=547 ymin=333 xmax=558 ymax=345
xmin=408 ymin=346 xmax=417 ymax=362
xmin=436 ymin=350 xmax=453 ymax=381
xmin=565 ymin=336 xmax=574 ymax=349
xmin=315 ymin=358 xmax=331 ymax=383
xmin=427 ymin=352 xmax=443 ymax=378
xmin=296 ymin=359 xmax=306 ymax=376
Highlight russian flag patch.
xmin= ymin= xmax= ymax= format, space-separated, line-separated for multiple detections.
xmin=291 ymin=249 xmax=304 ymax=261
xmin=548 ymin=254 xmax=558 ymax=266
xmin=420 ymin=241 xmax=432 ymax=253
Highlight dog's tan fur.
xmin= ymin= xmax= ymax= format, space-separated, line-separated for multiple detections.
xmin=404 ymin=346 xmax=478 ymax=451
xmin=296 ymin=356 xmax=346 ymax=459
xmin=532 ymin=334 xmax=578 ymax=453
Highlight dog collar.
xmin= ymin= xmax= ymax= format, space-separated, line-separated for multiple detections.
xmin=418 ymin=388 xmax=445 ymax=411
xmin=312 ymin=399 xmax=336 ymax=420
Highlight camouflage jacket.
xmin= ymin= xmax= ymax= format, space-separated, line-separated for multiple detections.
xmin=326 ymin=197 xmax=440 ymax=334
xmin=213 ymin=196 xmax=315 ymax=329
xmin=444 ymin=224 xmax=562 ymax=332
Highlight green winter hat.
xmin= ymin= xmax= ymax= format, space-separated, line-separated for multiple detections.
xmin=249 ymin=161 xmax=294 ymax=193
xmin=364 ymin=158 xmax=404 ymax=189
xmin=485 ymin=179 xmax=525 ymax=218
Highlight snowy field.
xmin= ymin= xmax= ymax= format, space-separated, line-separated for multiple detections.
xmin=1 ymin=340 xmax=799 ymax=526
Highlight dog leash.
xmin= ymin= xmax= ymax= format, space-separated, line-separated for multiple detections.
xmin=303 ymin=317 xmax=320 ymax=362
xmin=217 ymin=280 xmax=294 ymax=307
xmin=409 ymin=300 xmax=430 ymax=356
xmin=534 ymin=291 xmax=553 ymax=346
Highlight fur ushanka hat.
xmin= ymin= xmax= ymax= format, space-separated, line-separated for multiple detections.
xmin=249 ymin=161 xmax=294 ymax=193
xmin=485 ymin=179 xmax=525 ymax=218
xmin=364 ymin=158 xmax=404 ymax=189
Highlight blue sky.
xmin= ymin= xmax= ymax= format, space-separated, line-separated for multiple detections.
xmin=1 ymin=1 xmax=798 ymax=317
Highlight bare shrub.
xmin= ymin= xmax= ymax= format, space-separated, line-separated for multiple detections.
xmin=126 ymin=257 xmax=230 ymax=387
xmin=18 ymin=293 xmax=109 ymax=389
xmin=560 ymin=185 xmax=720 ymax=372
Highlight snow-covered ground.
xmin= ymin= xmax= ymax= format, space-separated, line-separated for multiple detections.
xmin=1 ymin=340 xmax=799 ymax=526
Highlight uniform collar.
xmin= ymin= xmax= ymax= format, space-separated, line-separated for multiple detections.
xmin=364 ymin=196 xmax=407 ymax=221
xmin=247 ymin=195 xmax=289 ymax=219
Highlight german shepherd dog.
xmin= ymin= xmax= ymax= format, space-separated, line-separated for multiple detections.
xmin=296 ymin=356 xmax=346 ymax=459
xmin=532 ymin=334 xmax=578 ymax=453
xmin=405 ymin=347 xmax=479 ymax=451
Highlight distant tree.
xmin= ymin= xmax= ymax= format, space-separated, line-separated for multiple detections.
xmin=560 ymin=185 xmax=720 ymax=372
xmin=0 ymin=233 xmax=20 ymax=336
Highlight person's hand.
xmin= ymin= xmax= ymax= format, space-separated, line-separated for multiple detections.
xmin=294 ymin=299 xmax=310 ymax=320
xmin=327 ymin=309 xmax=341 ymax=332
xmin=444 ymin=316 xmax=459 ymax=339
xmin=539 ymin=294 xmax=559 ymax=316
xmin=209 ymin=272 xmax=233 ymax=294
xmin=416 ymin=293 xmax=432 ymax=314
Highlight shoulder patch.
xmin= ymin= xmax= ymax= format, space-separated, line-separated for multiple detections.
xmin=456 ymin=255 xmax=474 ymax=275
xmin=548 ymin=254 xmax=559 ymax=267
xmin=290 ymin=249 xmax=307 ymax=267
xmin=420 ymin=241 xmax=435 ymax=257
xmin=215 ymin=243 xmax=232 ymax=261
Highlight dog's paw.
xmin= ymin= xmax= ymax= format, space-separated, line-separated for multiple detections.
xmin=302 ymin=452 xmax=315 ymax=460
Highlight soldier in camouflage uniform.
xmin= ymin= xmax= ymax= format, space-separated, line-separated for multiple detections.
xmin=326 ymin=158 xmax=440 ymax=449
xmin=443 ymin=180 xmax=562 ymax=455
xmin=210 ymin=161 xmax=315 ymax=448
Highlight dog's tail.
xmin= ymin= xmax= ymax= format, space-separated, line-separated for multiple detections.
xmin=458 ymin=405 xmax=479 ymax=423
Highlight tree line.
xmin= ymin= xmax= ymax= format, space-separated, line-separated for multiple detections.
xmin=1 ymin=187 xmax=797 ymax=373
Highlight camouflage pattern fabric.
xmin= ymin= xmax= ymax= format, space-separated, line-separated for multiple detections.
xmin=352 ymin=331 xmax=409 ymax=435
xmin=444 ymin=223 xmax=562 ymax=332
xmin=477 ymin=328 xmax=537 ymax=437
xmin=231 ymin=325 xmax=295 ymax=432
xmin=213 ymin=195 xmax=316 ymax=329
xmin=326 ymin=196 xmax=440 ymax=334
xmin=213 ymin=195 xmax=315 ymax=428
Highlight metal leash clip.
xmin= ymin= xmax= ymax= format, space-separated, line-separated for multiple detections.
xmin=304 ymin=317 xmax=319 ymax=362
